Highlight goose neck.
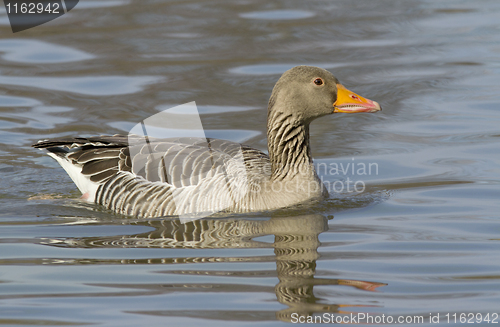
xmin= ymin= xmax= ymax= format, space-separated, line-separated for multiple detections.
xmin=267 ymin=111 xmax=314 ymax=181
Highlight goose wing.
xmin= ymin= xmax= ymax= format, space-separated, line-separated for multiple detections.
xmin=33 ymin=134 xmax=270 ymax=189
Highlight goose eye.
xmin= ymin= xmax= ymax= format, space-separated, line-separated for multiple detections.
xmin=313 ymin=78 xmax=323 ymax=86
xmin=313 ymin=78 xmax=323 ymax=85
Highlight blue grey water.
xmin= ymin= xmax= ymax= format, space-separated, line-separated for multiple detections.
xmin=1 ymin=0 xmax=500 ymax=326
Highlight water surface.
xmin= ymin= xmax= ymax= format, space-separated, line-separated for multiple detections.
xmin=1 ymin=0 xmax=500 ymax=325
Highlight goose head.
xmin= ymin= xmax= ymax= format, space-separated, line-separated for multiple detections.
xmin=268 ymin=65 xmax=381 ymax=124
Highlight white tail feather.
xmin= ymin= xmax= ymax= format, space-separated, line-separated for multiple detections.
xmin=46 ymin=152 xmax=99 ymax=202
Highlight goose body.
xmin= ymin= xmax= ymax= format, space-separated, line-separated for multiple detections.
xmin=33 ymin=66 xmax=380 ymax=217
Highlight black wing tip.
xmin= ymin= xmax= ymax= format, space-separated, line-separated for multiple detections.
xmin=32 ymin=135 xmax=129 ymax=149
xmin=32 ymin=138 xmax=74 ymax=149
xmin=32 ymin=139 xmax=58 ymax=149
xmin=32 ymin=141 xmax=44 ymax=148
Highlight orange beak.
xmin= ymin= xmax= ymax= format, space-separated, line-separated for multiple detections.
xmin=333 ymin=84 xmax=382 ymax=113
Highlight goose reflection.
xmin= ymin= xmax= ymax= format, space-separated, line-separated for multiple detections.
xmin=43 ymin=214 xmax=386 ymax=322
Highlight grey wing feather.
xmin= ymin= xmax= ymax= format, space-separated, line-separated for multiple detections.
xmin=33 ymin=134 xmax=271 ymax=216
xmin=33 ymin=134 xmax=271 ymax=187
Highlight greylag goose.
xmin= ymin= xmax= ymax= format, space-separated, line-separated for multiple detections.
xmin=33 ymin=66 xmax=381 ymax=217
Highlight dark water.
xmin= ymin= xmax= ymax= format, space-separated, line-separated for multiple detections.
xmin=1 ymin=0 xmax=500 ymax=325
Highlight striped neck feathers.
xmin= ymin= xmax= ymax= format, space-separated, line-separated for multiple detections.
xmin=267 ymin=110 xmax=314 ymax=181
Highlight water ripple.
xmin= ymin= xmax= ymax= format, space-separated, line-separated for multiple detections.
xmin=240 ymin=10 xmax=315 ymax=20
xmin=0 ymin=75 xmax=164 ymax=96
xmin=0 ymin=39 xmax=94 ymax=64
xmin=156 ymin=104 xmax=259 ymax=114
xmin=229 ymin=63 xmax=345 ymax=75
xmin=0 ymin=95 xmax=41 ymax=107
